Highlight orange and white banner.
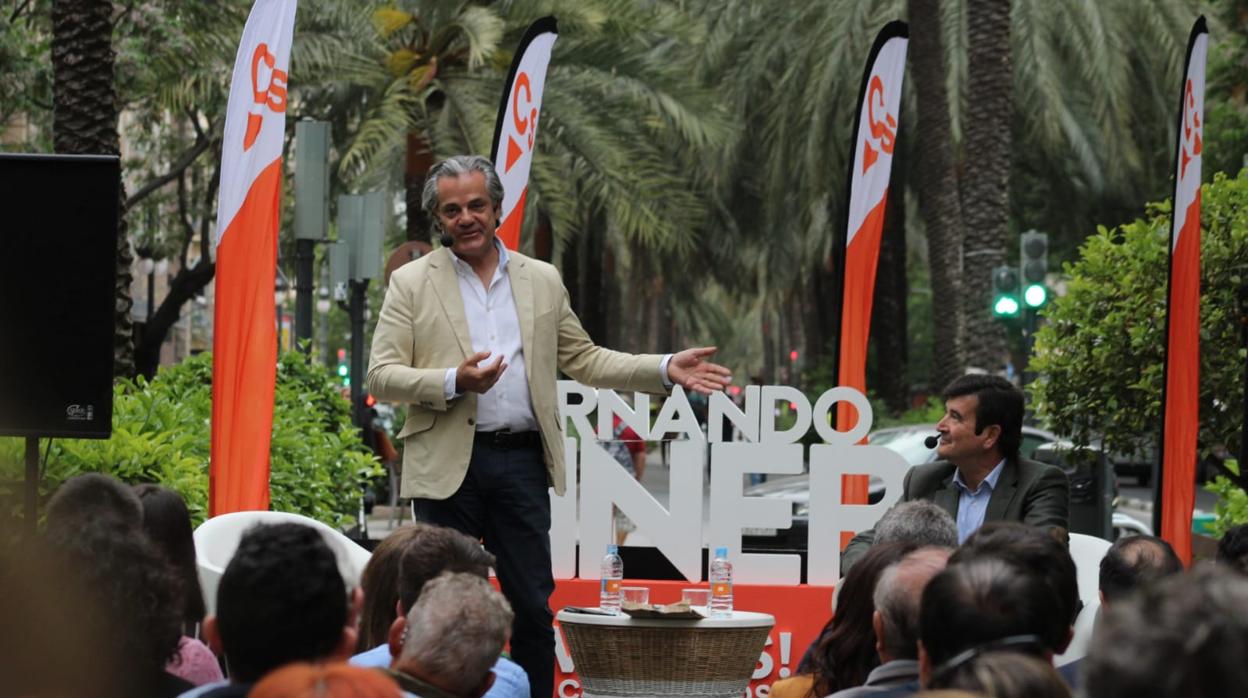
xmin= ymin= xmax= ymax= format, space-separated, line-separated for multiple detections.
xmin=835 ymin=22 xmax=908 ymax=520
xmin=210 ymin=0 xmax=298 ymax=516
xmin=1158 ymin=17 xmax=1208 ymax=563
xmin=490 ymin=17 xmax=558 ymax=250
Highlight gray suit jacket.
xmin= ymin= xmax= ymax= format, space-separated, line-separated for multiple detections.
xmin=828 ymin=659 xmax=920 ymax=697
xmin=841 ymin=457 xmax=1069 ymax=570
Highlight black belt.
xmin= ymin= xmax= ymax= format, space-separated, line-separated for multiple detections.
xmin=473 ymin=430 xmax=542 ymax=449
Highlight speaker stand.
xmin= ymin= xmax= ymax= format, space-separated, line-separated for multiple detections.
xmin=24 ymin=436 xmax=38 ymax=537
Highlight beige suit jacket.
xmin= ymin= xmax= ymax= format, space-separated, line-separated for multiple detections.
xmin=367 ymin=247 xmax=666 ymax=499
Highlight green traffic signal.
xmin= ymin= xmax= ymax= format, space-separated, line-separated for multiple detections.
xmin=1024 ymin=283 xmax=1047 ymax=308
xmin=994 ymin=295 xmax=1021 ymax=316
xmin=992 ymin=266 xmax=1021 ymax=317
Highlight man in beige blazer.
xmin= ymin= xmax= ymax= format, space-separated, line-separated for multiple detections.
xmin=367 ymin=155 xmax=730 ymax=698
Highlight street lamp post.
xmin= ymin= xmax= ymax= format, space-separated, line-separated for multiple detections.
xmin=317 ymin=284 xmax=331 ymax=367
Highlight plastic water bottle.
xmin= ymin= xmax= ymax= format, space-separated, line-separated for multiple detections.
xmin=600 ymin=544 xmax=624 ymax=614
xmin=709 ymin=547 xmax=733 ymax=618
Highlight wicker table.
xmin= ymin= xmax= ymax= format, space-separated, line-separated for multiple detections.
xmin=555 ymin=608 xmax=774 ymax=698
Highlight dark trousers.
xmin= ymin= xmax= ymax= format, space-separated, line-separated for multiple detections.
xmin=411 ymin=442 xmax=554 ymax=698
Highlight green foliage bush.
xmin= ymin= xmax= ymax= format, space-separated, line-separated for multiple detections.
xmin=1030 ymin=171 xmax=1248 ymax=529
xmin=1207 ymin=459 xmax=1248 ymax=537
xmin=1 ymin=351 xmax=381 ymax=529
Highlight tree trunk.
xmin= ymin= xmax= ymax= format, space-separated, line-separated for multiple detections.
xmin=404 ymin=132 xmax=434 ymax=243
xmin=870 ymin=150 xmax=909 ymax=414
xmin=134 ymin=260 xmax=216 ymax=379
xmin=908 ymin=0 xmax=966 ymax=391
xmin=960 ymin=0 xmax=1012 ymax=374
xmin=51 ymin=0 xmax=133 ymax=377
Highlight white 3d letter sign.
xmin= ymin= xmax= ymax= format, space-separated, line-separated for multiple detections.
xmin=551 ymin=383 xmax=909 ymax=585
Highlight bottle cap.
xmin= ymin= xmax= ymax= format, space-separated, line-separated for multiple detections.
xmin=607 ymin=544 xmax=619 ymax=554
xmin=715 ymin=547 xmax=728 ymax=557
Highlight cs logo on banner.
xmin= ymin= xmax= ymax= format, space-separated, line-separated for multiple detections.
xmin=244 ymin=42 xmax=289 ymax=151
xmin=862 ymin=75 xmax=897 ymax=173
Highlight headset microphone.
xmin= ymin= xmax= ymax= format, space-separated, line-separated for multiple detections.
xmin=924 ymin=434 xmax=940 ymax=449
xmin=439 ymin=232 xmax=454 ymax=248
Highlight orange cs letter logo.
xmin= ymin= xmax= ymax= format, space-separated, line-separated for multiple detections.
xmin=244 ymin=43 xmax=289 ymax=151
xmin=862 ymin=75 xmax=897 ymax=174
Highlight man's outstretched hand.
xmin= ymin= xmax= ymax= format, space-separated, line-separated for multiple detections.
xmin=456 ymin=351 xmax=506 ymax=394
xmin=668 ymin=347 xmax=732 ymax=395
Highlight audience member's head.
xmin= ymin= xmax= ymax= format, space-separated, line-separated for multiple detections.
xmin=392 ymin=572 xmax=513 ymax=698
xmin=44 ymin=472 xmax=142 ymax=536
xmin=1098 ymin=534 xmax=1184 ymax=605
xmin=873 ymin=547 xmax=952 ymax=663
xmin=809 ymin=542 xmax=919 ymax=696
xmin=249 ymin=663 xmax=402 ymax=698
xmin=1 ymin=538 xmax=155 ymax=698
xmin=874 ymin=500 xmax=959 ymax=549
xmin=1085 ymin=565 xmax=1248 ymax=698
xmin=1216 ymin=524 xmax=1248 ymax=576
xmin=951 ymin=522 xmax=1078 ymax=653
xmin=47 ymin=522 xmax=185 ymax=695
xmin=133 ymin=483 xmax=207 ymax=631
xmin=397 ymin=524 xmax=495 ymax=613
xmin=204 ymin=523 xmax=358 ymax=684
xmin=356 ymin=524 xmax=428 ymax=652
xmin=919 ymin=557 xmax=1060 ymax=686
xmin=927 ymin=651 xmax=1071 ymax=698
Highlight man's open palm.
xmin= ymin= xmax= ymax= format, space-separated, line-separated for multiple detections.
xmin=668 ymin=347 xmax=732 ymax=395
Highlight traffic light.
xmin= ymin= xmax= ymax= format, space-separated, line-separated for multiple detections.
xmin=992 ymin=266 xmax=1021 ymax=317
xmin=1020 ymin=230 xmax=1048 ymax=308
xmin=336 ymin=348 xmax=349 ymax=386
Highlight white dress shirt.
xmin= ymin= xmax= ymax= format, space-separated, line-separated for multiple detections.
xmin=442 ymin=241 xmax=538 ymax=432
xmin=443 ymin=239 xmax=672 ymax=433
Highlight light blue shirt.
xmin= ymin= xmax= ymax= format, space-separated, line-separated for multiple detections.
xmin=350 ymin=643 xmax=530 ymax=698
xmin=953 ymin=459 xmax=1006 ymax=544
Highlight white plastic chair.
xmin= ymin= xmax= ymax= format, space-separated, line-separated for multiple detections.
xmin=1055 ymin=532 xmax=1112 ymax=666
xmin=194 ymin=510 xmax=373 ymax=616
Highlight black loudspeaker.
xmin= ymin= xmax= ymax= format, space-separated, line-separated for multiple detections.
xmin=0 ymin=153 xmax=119 ymax=439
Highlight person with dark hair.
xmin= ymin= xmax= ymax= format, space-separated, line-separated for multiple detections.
xmin=843 ymin=374 xmax=1069 ymax=571
xmin=350 ymin=524 xmax=527 ymax=697
xmin=918 ymin=557 xmax=1062 ymax=687
xmin=1216 ymin=523 xmax=1248 ymax=576
xmin=367 ymin=154 xmax=732 ymax=698
xmin=1098 ymin=534 xmax=1184 ymax=606
xmin=773 ymin=543 xmax=919 ymax=698
xmin=133 ymin=484 xmax=224 ymax=687
xmin=44 ymin=472 xmax=143 ymax=536
xmin=46 ymin=522 xmax=190 ymax=697
xmin=1084 ymin=565 xmax=1248 ymax=698
xmin=927 ymin=651 xmax=1071 ymax=698
xmin=355 ymin=525 xmax=428 ymax=654
xmin=951 ymin=522 xmax=1078 ymax=655
xmin=829 ymin=547 xmax=950 ymax=697
xmin=192 ymin=523 xmax=360 ymax=698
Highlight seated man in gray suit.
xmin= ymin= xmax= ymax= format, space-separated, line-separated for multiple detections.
xmin=843 ymin=374 xmax=1069 ymax=571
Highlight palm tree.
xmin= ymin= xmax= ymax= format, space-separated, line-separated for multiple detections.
xmin=51 ymin=0 xmax=133 ymax=377
xmin=908 ymin=0 xmax=967 ymax=390
xmin=959 ymin=0 xmax=1011 ymax=373
xmin=338 ymin=0 xmax=506 ymax=244
xmin=341 ymin=0 xmax=734 ymax=348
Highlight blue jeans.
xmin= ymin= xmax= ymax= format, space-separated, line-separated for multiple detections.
xmin=411 ymin=441 xmax=553 ymax=698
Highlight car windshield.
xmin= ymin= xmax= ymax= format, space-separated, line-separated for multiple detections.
xmin=871 ymin=430 xmax=935 ymax=466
